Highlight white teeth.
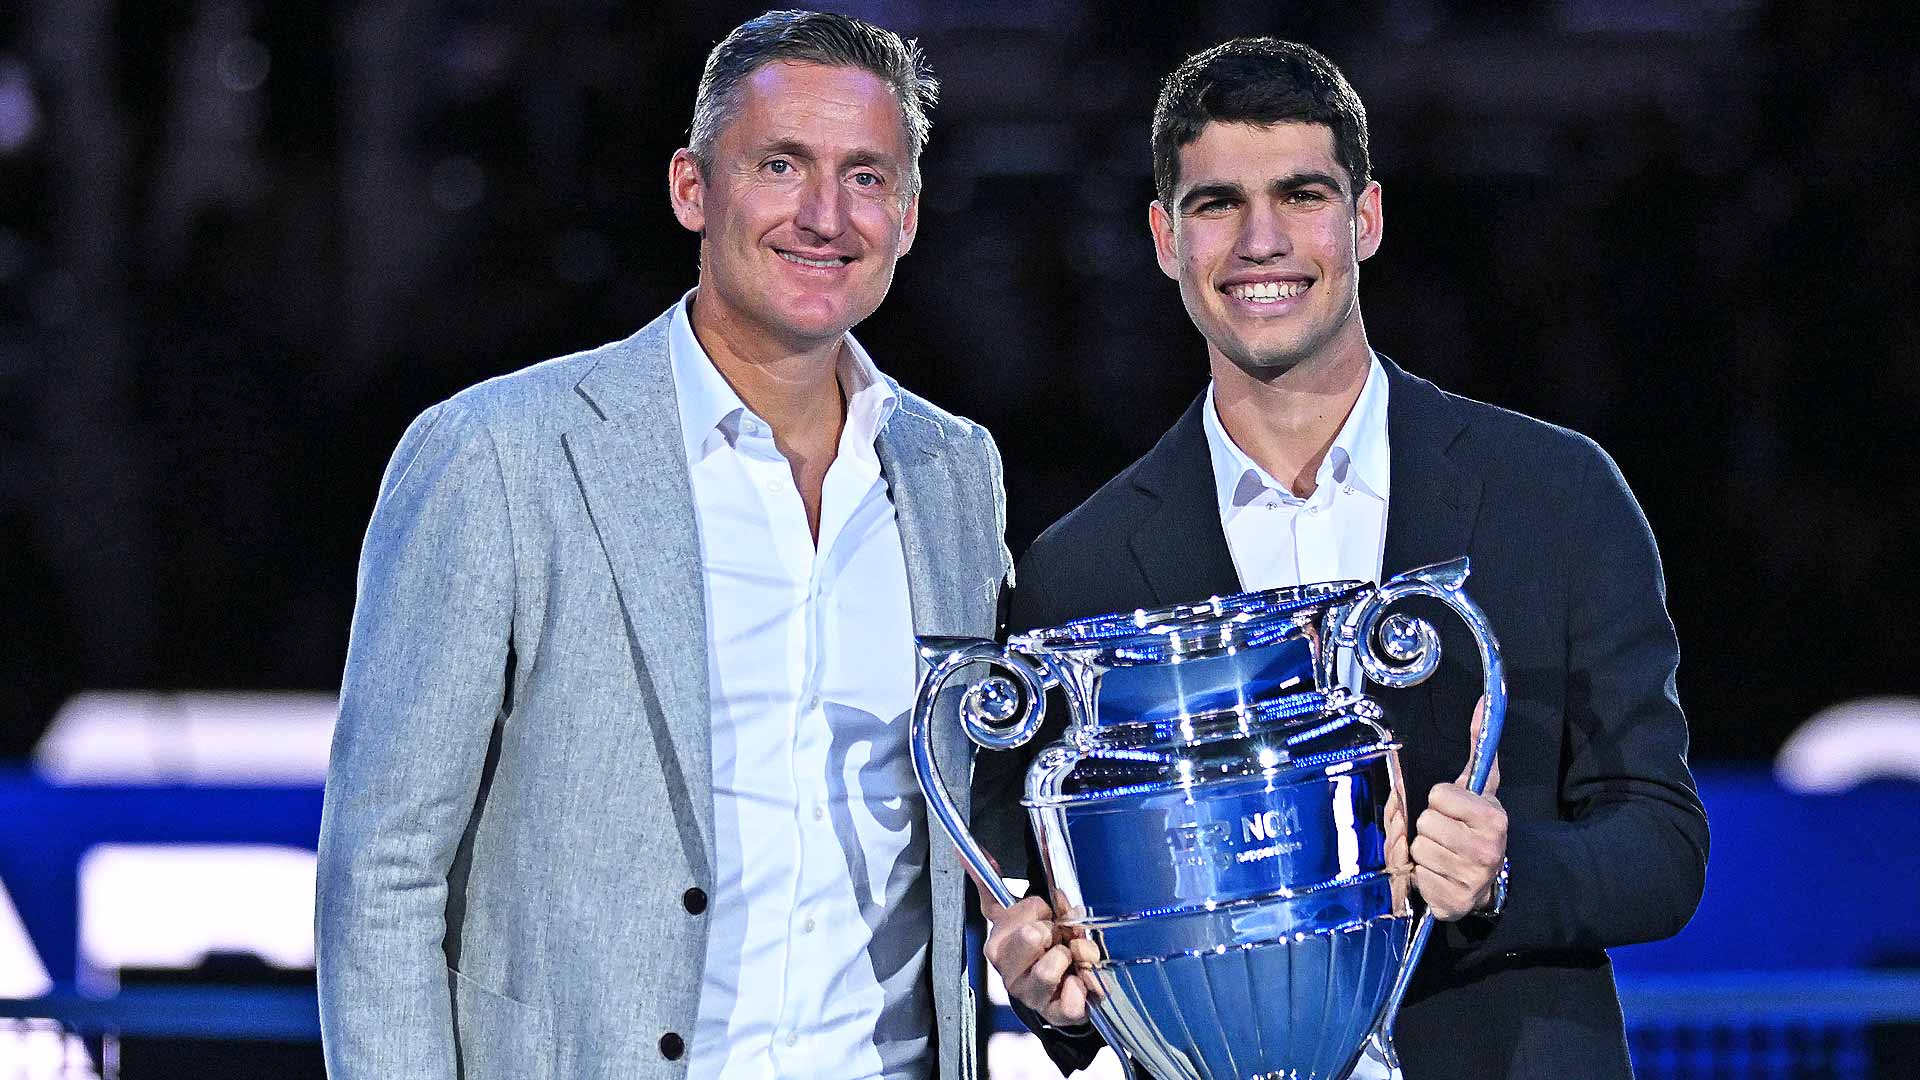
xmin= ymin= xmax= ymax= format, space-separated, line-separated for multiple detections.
xmin=1226 ymin=280 xmax=1309 ymax=303
xmin=779 ymin=251 xmax=845 ymax=269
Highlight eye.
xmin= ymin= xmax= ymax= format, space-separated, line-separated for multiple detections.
xmin=850 ymin=171 xmax=883 ymax=188
xmin=1285 ymin=190 xmax=1328 ymax=205
xmin=1194 ymin=197 xmax=1240 ymax=214
xmin=765 ymin=159 xmax=794 ymax=175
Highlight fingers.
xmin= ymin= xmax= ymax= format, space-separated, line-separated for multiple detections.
xmin=1413 ymin=781 xmax=1507 ymax=922
xmin=1046 ymin=964 xmax=1092 ymax=1026
xmin=979 ymin=894 xmax=1097 ymax=1027
xmin=1004 ymin=942 xmax=1072 ymax=1020
xmin=981 ymin=899 xmax=1061 ymax=992
xmin=1410 ymin=824 xmax=1486 ymax=887
xmin=1001 ymin=937 xmax=1092 ymax=1027
xmin=1424 ymin=783 xmax=1506 ymax=833
xmin=1419 ymin=790 xmax=1506 ymax=864
xmin=1413 ymin=865 xmax=1479 ymax=922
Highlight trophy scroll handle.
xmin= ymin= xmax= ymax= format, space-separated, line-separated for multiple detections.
xmin=909 ymin=637 xmax=1053 ymax=911
xmin=910 ymin=640 xmax=1145 ymax=1080
xmin=1340 ymin=557 xmax=1509 ymax=1069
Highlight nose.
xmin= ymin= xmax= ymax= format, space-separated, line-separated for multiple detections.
xmin=1236 ymin=202 xmax=1291 ymax=263
xmin=793 ymin=172 xmax=848 ymax=241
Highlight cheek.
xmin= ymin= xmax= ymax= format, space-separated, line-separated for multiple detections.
xmin=1180 ymin=251 xmax=1213 ymax=287
xmin=1310 ymin=221 xmax=1358 ymax=266
xmin=851 ymin=202 xmax=906 ymax=244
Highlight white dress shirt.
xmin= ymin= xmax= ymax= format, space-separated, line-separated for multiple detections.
xmin=1203 ymin=354 xmax=1400 ymax=1080
xmin=1202 ymin=354 xmax=1392 ymax=697
xmin=670 ymin=294 xmax=931 ymax=1080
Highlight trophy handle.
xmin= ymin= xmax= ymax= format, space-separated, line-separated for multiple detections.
xmin=1340 ymin=557 xmax=1508 ymax=1054
xmin=911 ymin=641 xmax=1143 ymax=1080
xmin=909 ymin=636 xmax=1052 ymax=910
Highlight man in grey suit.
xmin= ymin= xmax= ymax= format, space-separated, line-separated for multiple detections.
xmin=316 ymin=12 xmax=1014 ymax=1079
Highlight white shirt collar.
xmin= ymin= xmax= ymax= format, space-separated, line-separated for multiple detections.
xmin=1202 ymin=352 xmax=1391 ymax=511
xmin=667 ymin=288 xmax=898 ymax=467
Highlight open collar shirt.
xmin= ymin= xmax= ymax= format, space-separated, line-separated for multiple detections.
xmin=670 ymin=292 xmax=932 ymax=1080
xmin=1202 ymin=353 xmax=1392 ymax=693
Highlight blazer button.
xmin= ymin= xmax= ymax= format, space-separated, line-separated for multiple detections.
xmin=683 ymin=887 xmax=708 ymax=915
xmin=659 ymin=1032 xmax=685 ymax=1060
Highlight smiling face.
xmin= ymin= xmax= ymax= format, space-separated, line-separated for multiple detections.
xmin=669 ymin=61 xmax=919 ymax=355
xmin=1149 ymin=120 xmax=1382 ymax=380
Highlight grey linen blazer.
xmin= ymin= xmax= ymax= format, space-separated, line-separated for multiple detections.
xmin=316 ymin=309 xmax=1017 ymax=1080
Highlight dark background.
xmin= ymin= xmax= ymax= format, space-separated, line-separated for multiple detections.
xmin=2 ymin=0 xmax=1914 ymax=766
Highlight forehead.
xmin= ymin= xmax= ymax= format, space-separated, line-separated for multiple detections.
xmin=1174 ymin=120 xmax=1347 ymax=193
xmin=720 ymin=60 xmax=910 ymax=159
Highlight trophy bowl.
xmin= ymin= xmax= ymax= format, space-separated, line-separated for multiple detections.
xmin=912 ymin=559 xmax=1506 ymax=1080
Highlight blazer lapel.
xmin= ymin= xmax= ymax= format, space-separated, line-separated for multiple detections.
xmin=877 ymin=409 xmax=962 ymax=637
xmin=877 ymin=409 xmax=978 ymax=818
xmin=1129 ymin=395 xmax=1243 ymax=606
xmin=1376 ymin=354 xmax=1483 ymax=768
xmin=562 ymin=315 xmax=715 ymax=875
xmin=1379 ymin=354 xmax=1482 ymax=578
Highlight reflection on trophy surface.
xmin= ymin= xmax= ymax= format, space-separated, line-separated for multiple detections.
xmin=912 ymin=558 xmax=1505 ymax=1080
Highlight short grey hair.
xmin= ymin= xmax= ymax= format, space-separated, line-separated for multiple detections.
xmin=688 ymin=10 xmax=939 ymax=194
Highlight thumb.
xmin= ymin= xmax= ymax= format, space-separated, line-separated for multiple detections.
xmin=1456 ymin=695 xmax=1501 ymax=796
xmin=963 ymin=849 xmax=1010 ymax=922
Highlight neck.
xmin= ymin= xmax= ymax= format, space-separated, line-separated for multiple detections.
xmin=687 ymin=287 xmax=846 ymax=444
xmin=1209 ymin=334 xmax=1371 ymax=499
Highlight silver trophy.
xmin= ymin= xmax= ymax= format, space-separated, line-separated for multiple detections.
xmin=912 ymin=558 xmax=1506 ymax=1080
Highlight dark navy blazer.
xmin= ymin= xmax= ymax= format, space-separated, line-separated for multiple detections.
xmin=990 ymin=355 xmax=1710 ymax=1079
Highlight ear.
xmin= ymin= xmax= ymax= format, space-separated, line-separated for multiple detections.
xmin=896 ymin=192 xmax=920 ymax=258
xmin=668 ymin=148 xmax=706 ymax=234
xmin=1354 ymin=179 xmax=1384 ymax=262
xmin=1148 ymin=200 xmax=1180 ymax=281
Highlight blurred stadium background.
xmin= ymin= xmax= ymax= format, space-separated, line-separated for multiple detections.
xmin=2 ymin=1 xmax=1917 ymax=1076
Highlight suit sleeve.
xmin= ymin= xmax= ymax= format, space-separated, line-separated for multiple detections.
xmin=1454 ymin=441 xmax=1710 ymax=960
xmin=315 ymin=400 xmax=516 ymax=1080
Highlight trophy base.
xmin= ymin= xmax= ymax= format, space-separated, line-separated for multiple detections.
xmin=1085 ymin=914 xmax=1410 ymax=1080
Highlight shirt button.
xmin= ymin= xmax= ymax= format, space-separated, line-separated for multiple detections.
xmin=807 ymin=694 xmax=823 ymax=712
xmin=659 ymin=1032 xmax=685 ymax=1060
xmin=812 ymin=805 xmax=825 ymax=821
xmin=682 ymin=887 xmax=708 ymax=915
xmin=786 ymin=1032 xmax=798 ymax=1048
xmin=765 ymin=478 xmax=781 ymax=492
xmin=804 ymin=916 xmax=817 ymax=933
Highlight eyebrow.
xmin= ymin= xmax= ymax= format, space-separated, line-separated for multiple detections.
xmin=1177 ymin=181 xmax=1245 ymax=213
xmin=1177 ymin=170 xmax=1349 ymax=212
xmin=758 ymin=138 xmax=901 ymax=174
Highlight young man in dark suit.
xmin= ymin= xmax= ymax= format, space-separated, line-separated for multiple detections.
xmin=975 ymin=38 xmax=1708 ymax=1079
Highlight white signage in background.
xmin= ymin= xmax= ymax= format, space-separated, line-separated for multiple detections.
xmin=0 ymin=880 xmax=96 ymax=1079
xmin=77 ymin=844 xmax=317 ymax=991
xmin=0 ymin=1020 xmax=102 ymax=1080
xmin=33 ymin=691 xmax=338 ymax=786
xmin=0 ymin=877 xmax=52 ymax=998
xmin=1776 ymin=695 xmax=1920 ymax=794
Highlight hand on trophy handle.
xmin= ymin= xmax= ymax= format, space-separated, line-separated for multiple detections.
xmin=1411 ymin=696 xmax=1509 ymax=922
xmin=966 ymin=853 xmax=1100 ymax=1029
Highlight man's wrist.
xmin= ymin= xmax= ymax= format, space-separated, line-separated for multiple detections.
xmin=1476 ymin=857 xmax=1511 ymax=918
xmin=1011 ymin=995 xmax=1097 ymax=1038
